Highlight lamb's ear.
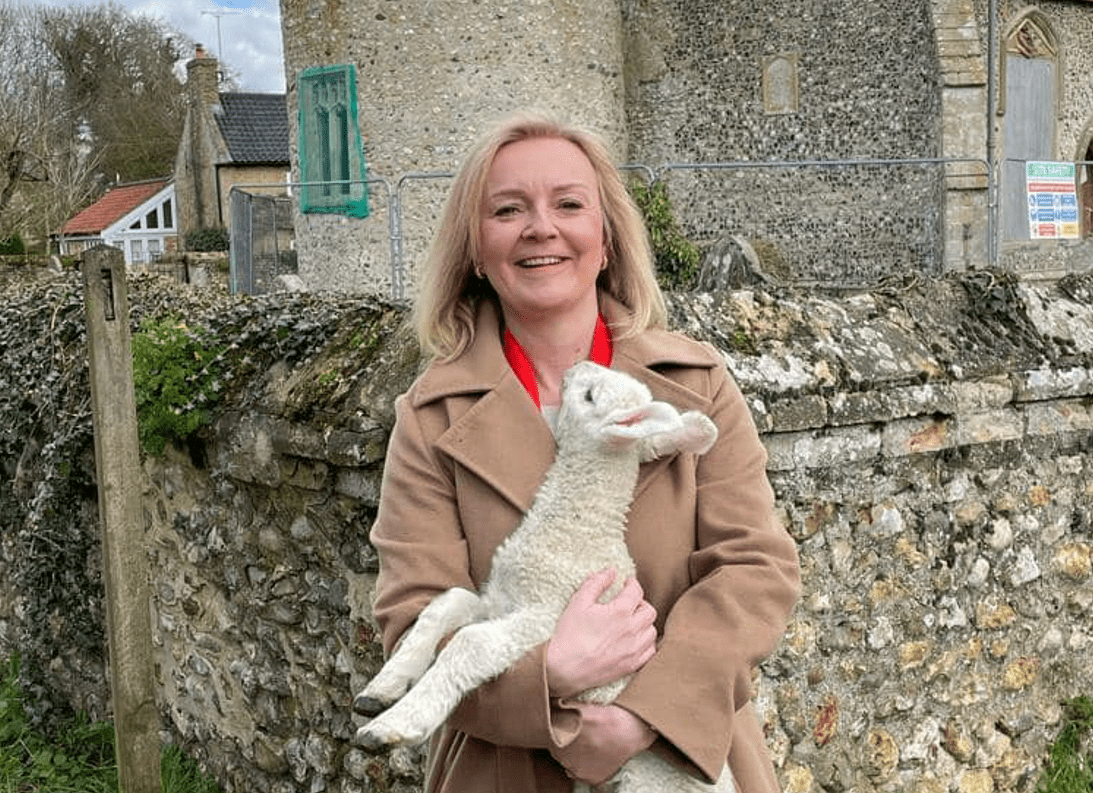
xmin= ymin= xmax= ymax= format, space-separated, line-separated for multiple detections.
xmin=638 ymin=411 xmax=718 ymax=462
xmin=603 ymin=401 xmax=682 ymax=445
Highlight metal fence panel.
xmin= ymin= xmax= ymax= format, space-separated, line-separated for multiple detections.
xmin=229 ymin=189 xmax=253 ymax=294
xmin=230 ymin=190 xmax=297 ymax=295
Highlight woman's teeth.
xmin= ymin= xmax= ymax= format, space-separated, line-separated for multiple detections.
xmin=517 ymin=256 xmax=563 ymax=268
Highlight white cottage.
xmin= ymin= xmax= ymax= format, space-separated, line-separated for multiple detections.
xmin=56 ymin=179 xmax=177 ymax=266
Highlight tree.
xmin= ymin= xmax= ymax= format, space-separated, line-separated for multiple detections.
xmin=0 ymin=1 xmax=202 ymax=249
xmin=0 ymin=2 xmax=72 ymax=239
xmin=40 ymin=2 xmax=192 ymax=184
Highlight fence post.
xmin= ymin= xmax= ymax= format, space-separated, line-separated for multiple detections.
xmin=80 ymin=246 xmax=163 ymax=793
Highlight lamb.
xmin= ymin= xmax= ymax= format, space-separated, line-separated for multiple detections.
xmin=353 ymin=360 xmax=735 ymax=793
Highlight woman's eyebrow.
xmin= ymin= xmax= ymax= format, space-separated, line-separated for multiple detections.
xmin=486 ymin=182 xmax=595 ymax=199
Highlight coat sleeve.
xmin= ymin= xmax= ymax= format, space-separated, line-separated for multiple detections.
xmin=613 ymin=361 xmax=801 ymax=782
xmin=370 ymin=392 xmax=472 ymax=648
xmin=369 ymin=392 xmax=579 ymax=751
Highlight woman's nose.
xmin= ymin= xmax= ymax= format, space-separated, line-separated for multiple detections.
xmin=521 ymin=207 xmax=557 ymax=239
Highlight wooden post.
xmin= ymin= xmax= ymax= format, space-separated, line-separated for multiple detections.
xmin=81 ymin=246 xmax=163 ymax=793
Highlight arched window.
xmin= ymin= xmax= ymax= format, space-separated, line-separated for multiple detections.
xmin=999 ymin=9 xmax=1059 ymax=241
xmin=297 ymin=64 xmax=369 ymax=218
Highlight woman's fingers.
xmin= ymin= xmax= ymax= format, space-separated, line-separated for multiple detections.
xmin=546 ymin=568 xmax=658 ymax=697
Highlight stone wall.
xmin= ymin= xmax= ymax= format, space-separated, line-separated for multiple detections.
xmin=4 ymin=267 xmax=1093 ymax=791
xmin=625 ymin=0 xmax=945 ymax=283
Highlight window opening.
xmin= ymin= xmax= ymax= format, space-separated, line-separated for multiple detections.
xmin=297 ymin=64 xmax=369 ymax=217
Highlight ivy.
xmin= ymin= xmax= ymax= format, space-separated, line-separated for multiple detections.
xmin=0 ymin=276 xmax=101 ymax=729
xmin=958 ymin=268 xmax=1050 ymax=364
xmin=184 ymin=227 xmax=230 ymax=252
xmin=629 ymin=180 xmax=701 ymax=291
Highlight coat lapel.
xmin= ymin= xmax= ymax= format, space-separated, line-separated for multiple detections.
xmin=414 ymin=299 xmax=557 ymax=515
xmin=436 ymin=375 xmax=556 ymax=514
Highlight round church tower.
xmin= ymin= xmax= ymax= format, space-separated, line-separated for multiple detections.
xmin=280 ymin=0 xmax=626 ymax=296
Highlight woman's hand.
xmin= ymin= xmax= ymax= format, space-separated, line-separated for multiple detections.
xmin=546 ymin=567 xmax=657 ymax=698
xmin=551 ymin=703 xmax=657 ymax=785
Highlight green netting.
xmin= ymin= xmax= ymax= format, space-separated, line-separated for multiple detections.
xmin=297 ymin=64 xmax=370 ymax=219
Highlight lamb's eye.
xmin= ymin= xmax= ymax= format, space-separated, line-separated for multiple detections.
xmin=584 ymin=387 xmax=594 ymax=403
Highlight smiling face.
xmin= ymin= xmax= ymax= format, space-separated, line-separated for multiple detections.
xmin=477 ymin=136 xmax=607 ymax=324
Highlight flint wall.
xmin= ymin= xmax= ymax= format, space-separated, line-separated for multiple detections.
xmin=3 ymin=268 xmax=1093 ymax=792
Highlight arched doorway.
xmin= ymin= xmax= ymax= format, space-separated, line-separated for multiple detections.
xmin=1079 ymin=138 xmax=1093 ymax=237
xmin=999 ymin=8 xmax=1060 ymax=242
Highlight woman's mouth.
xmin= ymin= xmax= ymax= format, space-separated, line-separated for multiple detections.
xmin=515 ymin=256 xmax=564 ymax=268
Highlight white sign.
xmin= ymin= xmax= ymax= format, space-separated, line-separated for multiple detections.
xmin=1026 ymin=161 xmax=1080 ymax=239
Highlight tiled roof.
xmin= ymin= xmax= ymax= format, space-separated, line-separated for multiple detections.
xmin=215 ymin=92 xmax=290 ymax=165
xmin=60 ymin=179 xmax=170 ymax=236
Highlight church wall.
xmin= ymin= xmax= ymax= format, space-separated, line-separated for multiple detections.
xmin=275 ymin=0 xmax=1093 ymax=294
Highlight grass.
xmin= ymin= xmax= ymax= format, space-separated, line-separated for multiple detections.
xmin=1038 ymin=696 xmax=1093 ymax=793
xmin=0 ymin=656 xmax=221 ymax=793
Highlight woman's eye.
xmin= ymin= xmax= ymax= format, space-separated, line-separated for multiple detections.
xmin=559 ymin=199 xmax=584 ymax=210
xmin=493 ymin=205 xmax=519 ymax=217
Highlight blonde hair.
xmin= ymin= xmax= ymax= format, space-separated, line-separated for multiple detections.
xmin=412 ymin=110 xmax=666 ymax=361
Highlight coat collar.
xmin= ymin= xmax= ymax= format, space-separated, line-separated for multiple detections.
xmin=412 ymin=294 xmax=719 ymax=513
xmin=412 ymin=295 xmax=718 ymax=409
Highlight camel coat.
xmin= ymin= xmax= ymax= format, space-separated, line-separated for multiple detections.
xmin=369 ymin=296 xmax=800 ymax=793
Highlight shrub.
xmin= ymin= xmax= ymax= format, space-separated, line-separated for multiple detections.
xmin=132 ymin=316 xmax=226 ymax=455
xmin=629 ymin=180 xmax=701 ymax=291
xmin=0 ymin=233 xmax=26 ymax=255
xmin=0 ymin=655 xmax=116 ymax=792
xmin=185 ymin=227 xmax=230 ymax=252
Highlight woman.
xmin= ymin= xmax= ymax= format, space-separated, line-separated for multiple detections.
xmin=367 ymin=110 xmax=800 ymax=793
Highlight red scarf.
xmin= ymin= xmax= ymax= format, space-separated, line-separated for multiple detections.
xmin=503 ymin=315 xmax=613 ymax=409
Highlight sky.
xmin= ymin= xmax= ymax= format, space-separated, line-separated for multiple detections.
xmin=39 ymin=0 xmax=286 ymax=93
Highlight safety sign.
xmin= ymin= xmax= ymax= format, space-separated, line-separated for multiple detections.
xmin=1026 ymin=161 xmax=1079 ymax=239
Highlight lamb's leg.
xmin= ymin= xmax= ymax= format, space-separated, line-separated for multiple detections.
xmin=354 ymin=587 xmax=485 ymax=716
xmin=612 ymin=752 xmax=735 ymax=793
xmin=355 ymin=608 xmax=551 ymax=750
xmin=638 ymin=410 xmax=717 ymax=462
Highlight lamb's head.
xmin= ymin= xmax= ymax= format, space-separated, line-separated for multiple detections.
xmin=556 ymin=361 xmax=718 ymax=460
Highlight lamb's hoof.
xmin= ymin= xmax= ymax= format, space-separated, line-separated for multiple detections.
xmin=353 ymin=691 xmax=391 ymax=717
xmin=354 ymin=720 xmax=411 ymax=752
xmin=354 ymin=725 xmax=390 ymax=752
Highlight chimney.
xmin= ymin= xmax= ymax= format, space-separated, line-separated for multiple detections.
xmin=187 ymin=44 xmax=220 ymax=108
